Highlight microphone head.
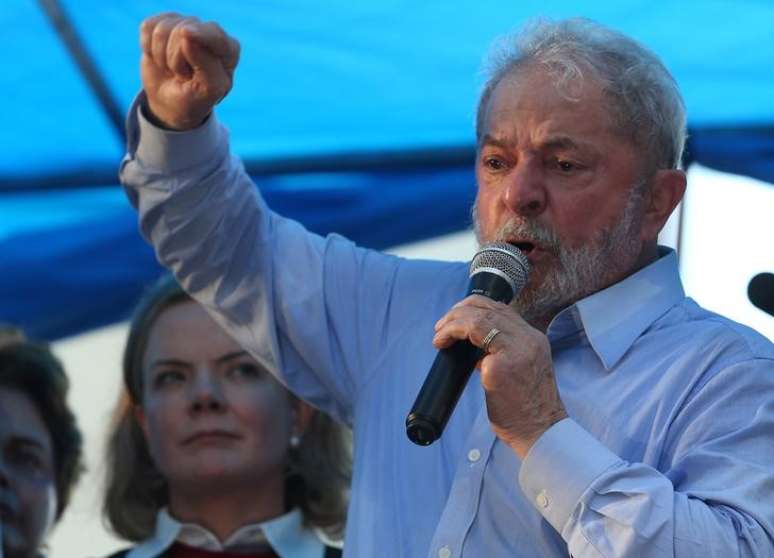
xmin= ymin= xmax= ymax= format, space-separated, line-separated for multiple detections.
xmin=748 ymin=272 xmax=774 ymax=317
xmin=470 ymin=242 xmax=530 ymax=295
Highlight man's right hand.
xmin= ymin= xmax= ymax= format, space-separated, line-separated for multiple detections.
xmin=139 ymin=13 xmax=240 ymax=130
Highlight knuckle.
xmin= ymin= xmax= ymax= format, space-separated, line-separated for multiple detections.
xmin=208 ymin=21 xmax=225 ymax=34
xmin=481 ymin=309 xmax=497 ymax=324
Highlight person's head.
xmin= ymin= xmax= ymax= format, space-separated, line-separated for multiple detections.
xmin=473 ymin=18 xmax=687 ymax=327
xmin=104 ymin=276 xmax=351 ymax=542
xmin=0 ymin=325 xmax=26 ymax=349
xmin=0 ymin=340 xmax=83 ymax=558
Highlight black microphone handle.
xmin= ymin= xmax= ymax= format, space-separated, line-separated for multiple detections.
xmin=405 ymin=270 xmax=516 ymax=446
xmin=406 ymin=341 xmax=482 ymax=445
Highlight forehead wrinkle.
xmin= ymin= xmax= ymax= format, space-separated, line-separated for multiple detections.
xmin=486 ymin=67 xmax=620 ymax=141
xmin=479 ymin=130 xmax=597 ymax=157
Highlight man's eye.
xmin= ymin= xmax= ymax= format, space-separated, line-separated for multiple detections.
xmin=484 ymin=157 xmax=506 ymax=171
xmin=555 ymin=159 xmax=578 ymax=172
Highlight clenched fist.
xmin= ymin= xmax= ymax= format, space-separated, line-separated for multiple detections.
xmin=139 ymin=13 xmax=240 ymax=130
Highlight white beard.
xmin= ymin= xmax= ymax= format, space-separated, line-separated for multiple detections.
xmin=474 ymin=183 xmax=646 ymax=327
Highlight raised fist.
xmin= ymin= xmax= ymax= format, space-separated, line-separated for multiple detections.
xmin=139 ymin=13 xmax=240 ymax=130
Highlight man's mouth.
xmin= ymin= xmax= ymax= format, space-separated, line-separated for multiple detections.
xmin=507 ymin=241 xmax=536 ymax=256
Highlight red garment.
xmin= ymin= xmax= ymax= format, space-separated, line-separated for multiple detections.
xmin=167 ymin=541 xmax=279 ymax=558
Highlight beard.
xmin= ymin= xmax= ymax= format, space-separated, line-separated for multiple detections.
xmin=473 ymin=183 xmax=646 ymax=327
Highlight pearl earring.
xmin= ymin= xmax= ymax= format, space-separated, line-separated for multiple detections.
xmin=290 ymin=434 xmax=301 ymax=448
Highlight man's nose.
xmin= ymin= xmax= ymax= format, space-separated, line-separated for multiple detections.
xmin=502 ymin=159 xmax=547 ymax=218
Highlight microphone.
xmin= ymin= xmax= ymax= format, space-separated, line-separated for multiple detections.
xmin=748 ymin=272 xmax=774 ymax=317
xmin=405 ymin=242 xmax=529 ymax=446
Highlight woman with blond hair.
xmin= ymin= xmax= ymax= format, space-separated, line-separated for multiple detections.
xmin=103 ymin=277 xmax=350 ymax=558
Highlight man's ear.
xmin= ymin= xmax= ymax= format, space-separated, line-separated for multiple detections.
xmin=641 ymin=168 xmax=687 ymax=242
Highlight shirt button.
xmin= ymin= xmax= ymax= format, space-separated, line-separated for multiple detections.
xmin=438 ymin=546 xmax=452 ymax=558
xmin=536 ymin=490 xmax=550 ymax=508
xmin=467 ymin=448 xmax=481 ymax=462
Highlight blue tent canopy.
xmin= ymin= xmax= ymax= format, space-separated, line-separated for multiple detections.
xmin=2 ymin=1 xmax=773 ymax=340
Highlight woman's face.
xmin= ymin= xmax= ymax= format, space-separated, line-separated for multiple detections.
xmin=0 ymin=388 xmax=57 ymax=558
xmin=136 ymin=301 xmax=304 ymax=494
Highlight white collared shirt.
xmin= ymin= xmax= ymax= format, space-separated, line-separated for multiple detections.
xmin=126 ymin=508 xmax=332 ymax=558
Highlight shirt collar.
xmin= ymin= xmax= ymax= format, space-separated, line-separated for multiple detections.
xmin=126 ymin=507 xmax=324 ymax=558
xmin=547 ymin=247 xmax=685 ymax=370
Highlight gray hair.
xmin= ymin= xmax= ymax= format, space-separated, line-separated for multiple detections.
xmin=476 ymin=18 xmax=686 ymax=171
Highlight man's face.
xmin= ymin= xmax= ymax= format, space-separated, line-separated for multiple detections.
xmin=474 ymin=68 xmax=649 ymax=326
xmin=0 ymin=388 xmax=57 ymax=558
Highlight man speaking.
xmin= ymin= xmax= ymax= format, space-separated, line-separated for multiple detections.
xmin=121 ymin=13 xmax=774 ymax=557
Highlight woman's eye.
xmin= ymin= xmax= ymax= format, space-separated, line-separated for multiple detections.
xmin=9 ymin=447 xmax=48 ymax=474
xmin=153 ymin=370 xmax=186 ymax=388
xmin=228 ymin=363 xmax=263 ymax=380
xmin=21 ymin=452 xmax=43 ymax=469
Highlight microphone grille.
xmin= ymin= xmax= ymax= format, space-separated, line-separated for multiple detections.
xmin=470 ymin=242 xmax=530 ymax=291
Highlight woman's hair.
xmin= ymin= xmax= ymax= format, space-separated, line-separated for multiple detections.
xmin=103 ymin=275 xmax=352 ymax=541
xmin=0 ymin=337 xmax=84 ymax=520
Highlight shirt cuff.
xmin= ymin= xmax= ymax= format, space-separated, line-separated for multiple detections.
xmin=133 ymin=94 xmax=226 ymax=173
xmin=518 ymin=418 xmax=622 ymax=534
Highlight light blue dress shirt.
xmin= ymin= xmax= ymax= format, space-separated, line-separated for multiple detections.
xmin=121 ymin=96 xmax=774 ymax=557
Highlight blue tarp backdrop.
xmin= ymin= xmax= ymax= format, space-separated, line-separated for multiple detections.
xmin=1 ymin=1 xmax=773 ymax=340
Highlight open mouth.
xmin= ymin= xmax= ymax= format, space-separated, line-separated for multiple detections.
xmin=508 ymin=241 xmax=536 ymax=256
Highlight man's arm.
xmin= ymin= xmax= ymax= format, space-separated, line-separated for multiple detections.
xmin=434 ymin=296 xmax=774 ymax=556
xmin=517 ymin=358 xmax=774 ymax=557
xmin=121 ymin=14 xmax=401 ymax=423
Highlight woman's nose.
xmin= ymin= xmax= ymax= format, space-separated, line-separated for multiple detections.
xmin=189 ymin=370 xmax=226 ymax=413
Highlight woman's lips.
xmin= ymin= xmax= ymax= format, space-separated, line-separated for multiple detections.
xmin=183 ymin=430 xmax=241 ymax=445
